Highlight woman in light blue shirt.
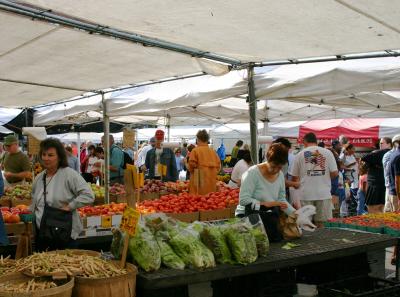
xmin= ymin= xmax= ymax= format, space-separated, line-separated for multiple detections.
xmin=236 ymin=143 xmax=295 ymax=216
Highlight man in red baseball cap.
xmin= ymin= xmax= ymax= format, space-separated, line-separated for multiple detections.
xmin=155 ymin=129 xmax=165 ymax=141
xmin=143 ymin=130 xmax=178 ymax=181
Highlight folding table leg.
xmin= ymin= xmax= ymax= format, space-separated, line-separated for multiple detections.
xmin=396 ymin=242 xmax=400 ymax=281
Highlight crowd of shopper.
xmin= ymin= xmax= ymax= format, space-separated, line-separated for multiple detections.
xmin=232 ymin=132 xmax=400 ymax=231
xmin=2 ymin=129 xmax=400 ymax=233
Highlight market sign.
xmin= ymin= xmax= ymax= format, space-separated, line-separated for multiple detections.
xmin=28 ymin=136 xmax=41 ymax=155
xmin=315 ymin=138 xmax=376 ymax=148
xmin=120 ymin=207 xmax=140 ymax=236
xmin=123 ymin=128 xmax=135 ymax=149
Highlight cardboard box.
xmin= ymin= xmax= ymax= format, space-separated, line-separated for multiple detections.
xmin=5 ymin=222 xmax=32 ymax=235
xmin=159 ymin=191 xmax=170 ymax=197
xmin=11 ymin=198 xmax=31 ymax=207
xmin=139 ymin=192 xmax=159 ymax=201
xmin=229 ymin=204 xmax=237 ymax=218
xmin=0 ymin=197 xmax=11 ymax=208
xmin=85 ymin=229 xmax=97 ymax=237
xmin=166 ymin=212 xmax=199 ymax=223
xmin=81 ymin=216 xmax=87 ymax=229
xmin=85 ymin=228 xmax=113 ymax=237
xmin=200 ymin=208 xmax=231 ymax=221
xmin=86 ymin=216 xmax=102 ymax=228
xmin=110 ymin=193 xmax=126 ymax=203
xmin=112 ymin=214 xmax=122 ymax=227
xmin=101 ymin=215 xmax=112 ymax=228
xmin=93 ymin=195 xmax=117 ymax=205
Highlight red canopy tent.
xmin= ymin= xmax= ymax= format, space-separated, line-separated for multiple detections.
xmin=298 ymin=118 xmax=385 ymax=147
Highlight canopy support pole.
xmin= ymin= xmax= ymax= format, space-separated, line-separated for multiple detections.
xmin=102 ymin=92 xmax=110 ymax=204
xmin=248 ymin=64 xmax=258 ymax=164
xmin=77 ymin=131 xmax=81 ymax=173
xmin=263 ymin=102 xmax=269 ymax=136
xmin=260 ymin=102 xmax=269 ymax=163
xmin=166 ymin=114 xmax=171 ymax=142
xmin=134 ymin=129 xmax=139 ymax=151
xmin=24 ymin=108 xmax=29 ymax=127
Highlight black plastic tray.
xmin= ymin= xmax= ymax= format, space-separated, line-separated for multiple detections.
xmin=318 ymin=275 xmax=400 ymax=296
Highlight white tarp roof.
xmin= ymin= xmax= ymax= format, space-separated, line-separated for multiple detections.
xmin=211 ymin=118 xmax=400 ymax=141
xmin=255 ymin=57 xmax=400 ymax=113
xmin=210 ymin=122 xmax=303 ymax=139
xmin=107 ymin=70 xmax=248 ymax=117
xmin=21 ymin=0 xmax=400 ymax=62
xmin=1 ymin=0 xmax=400 ymax=108
xmin=0 ymin=126 xmax=13 ymax=135
xmin=379 ymin=118 xmax=400 ymax=137
xmin=33 ymin=70 xmax=248 ymax=126
xmin=0 ymin=11 xmax=203 ymax=108
xmin=50 ymin=127 xmax=205 ymax=143
xmin=0 ymin=107 xmax=22 ymax=125
xmin=33 ymin=57 xmax=400 ymax=127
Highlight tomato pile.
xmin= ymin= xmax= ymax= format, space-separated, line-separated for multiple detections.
xmin=137 ymin=188 xmax=239 ymax=214
xmin=78 ymin=203 xmax=127 ymax=217
xmin=1 ymin=205 xmax=31 ymax=224
xmin=328 ymin=211 xmax=400 ymax=231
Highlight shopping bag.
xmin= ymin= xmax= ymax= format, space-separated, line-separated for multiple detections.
xmin=295 ymin=205 xmax=317 ymax=232
xmin=245 ymin=205 xmax=283 ymax=242
xmin=178 ymin=170 xmax=187 ymax=181
xmin=340 ymin=199 xmax=349 ymax=217
xmin=279 ymin=212 xmax=302 ymax=240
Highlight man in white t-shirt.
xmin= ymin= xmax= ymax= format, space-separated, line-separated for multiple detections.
xmin=135 ymin=137 xmax=156 ymax=168
xmin=290 ymin=132 xmax=338 ymax=227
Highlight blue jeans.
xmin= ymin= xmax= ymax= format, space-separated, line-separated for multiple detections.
xmin=331 ymin=176 xmax=339 ymax=196
xmin=338 ymin=188 xmax=346 ymax=205
xmin=357 ymin=189 xmax=367 ymax=215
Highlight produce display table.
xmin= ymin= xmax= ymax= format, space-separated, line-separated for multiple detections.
xmin=0 ymin=232 xmax=113 ymax=256
xmin=137 ymin=228 xmax=398 ymax=290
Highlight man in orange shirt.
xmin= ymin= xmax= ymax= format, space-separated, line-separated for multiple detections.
xmin=189 ymin=130 xmax=221 ymax=195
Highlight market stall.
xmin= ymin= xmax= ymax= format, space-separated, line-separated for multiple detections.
xmin=1 ymin=2 xmax=400 ymax=297
xmin=2 ymin=173 xmax=400 ymax=297
xmin=136 ymin=229 xmax=397 ymax=295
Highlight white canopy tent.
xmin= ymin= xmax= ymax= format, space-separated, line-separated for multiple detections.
xmin=1 ymin=0 xmax=400 ymax=109
xmin=50 ymin=127 xmax=204 ymax=144
xmin=209 ymin=122 xmax=304 ymax=152
xmin=32 ymin=56 xmax=400 ymax=128
xmin=254 ymin=57 xmax=400 ymax=113
xmin=0 ymin=126 xmax=13 ymax=135
xmin=210 ymin=117 xmax=400 ymax=152
xmin=0 ymin=10 xmax=205 ymax=107
xmin=0 ymin=107 xmax=22 ymax=126
xmin=19 ymin=0 xmax=400 ymax=62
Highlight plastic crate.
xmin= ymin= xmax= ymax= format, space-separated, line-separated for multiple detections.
xmin=318 ymin=275 xmax=400 ymax=296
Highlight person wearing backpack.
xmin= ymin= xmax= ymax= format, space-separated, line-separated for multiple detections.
xmin=216 ymin=141 xmax=226 ymax=173
xmin=101 ymin=135 xmax=124 ymax=185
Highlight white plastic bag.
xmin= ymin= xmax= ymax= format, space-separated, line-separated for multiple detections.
xmin=178 ymin=170 xmax=187 ymax=181
xmin=340 ymin=200 xmax=349 ymax=217
xmin=295 ymin=205 xmax=317 ymax=232
xmin=345 ymin=184 xmax=351 ymax=201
